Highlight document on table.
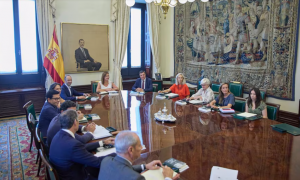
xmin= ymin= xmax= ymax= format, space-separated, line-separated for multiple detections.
xmin=236 ymin=112 xmax=257 ymax=118
xmin=210 ymin=166 xmax=238 ymax=180
xmin=85 ymin=125 xmax=112 ymax=140
xmin=141 ymin=168 xmax=177 ymax=180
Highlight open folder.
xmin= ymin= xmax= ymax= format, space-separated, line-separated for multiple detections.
xmin=84 ymin=125 xmax=112 ymax=140
xmin=141 ymin=168 xmax=177 ymax=180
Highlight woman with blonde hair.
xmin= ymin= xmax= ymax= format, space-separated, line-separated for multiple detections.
xmin=188 ymin=78 xmax=214 ymax=102
xmin=158 ymin=73 xmax=190 ymax=98
xmin=96 ymin=71 xmax=119 ymax=93
xmin=209 ymin=83 xmax=235 ymax=108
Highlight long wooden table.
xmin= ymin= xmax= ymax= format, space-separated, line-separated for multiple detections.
xmin=79 ymin=91 xmax=300 ymax=180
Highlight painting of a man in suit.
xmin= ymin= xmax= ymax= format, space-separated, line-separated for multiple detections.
xmin=75 ymin=39 xmax=102 ymax=71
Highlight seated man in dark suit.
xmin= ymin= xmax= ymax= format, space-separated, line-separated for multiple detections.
xmin=132 ymin=70 xmax=153 ymax=92
xmin=75 ymin=39 xmax=102 ymax=71
xmin=61 ymin=75 xmax=90 ymax=101
xmin=38 ymin=90 xmax=60 ymax=139
xmin=47 ymin=100 xmax=115 ymax=151
xmin=98 ymin=131 xmax=176 ymax=180
xmin=50 ymin=109 xmax=116 ymax=180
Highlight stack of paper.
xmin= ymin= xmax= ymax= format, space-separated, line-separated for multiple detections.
xmin=235 ymin=112 xmax=256 ymax=117
xmin=198 ymin=107 xmax=211 ymax=113
xmin=165 ymin=93 xmax=179 ymax=98
xmin=84 ymin=104 xmax=92 ymax=110
xmin=175 ymin=100 xmax=187 ymax=105
xmin=99 ymin=91 xmax=109 ymax=95
xmin=210 ymin=166 xmax=238 ymax=180
xmin=90 ymin=125 xmax=112 ymax=140
xmin=219 ymin=108 xmax=235 ymax=113
xmin=89 ymin=113 xmax=100 ymax=120
xmin=91 ymin=97 xmax=99 ymax=101
xmin=130 ymin=91 xmax=145 ymax=96
xmin=141 ymin=168 xmax=178 ymax=180
xmin=189 ymin=100 xmax=203 ymax=104
xmin=164 ymin=158 xmax=189 ymax=173
xmin=108 ymin=91 xmax=119 ymax=96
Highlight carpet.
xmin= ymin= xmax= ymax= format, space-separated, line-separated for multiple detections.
xmin=174 ymin=0 xmax=300 ymax=100
xmin=0 ymin=116 xmax=45 ymax=180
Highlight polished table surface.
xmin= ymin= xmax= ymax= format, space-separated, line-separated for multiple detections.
xmin=79 ymin=91 xmax=300 ymax=180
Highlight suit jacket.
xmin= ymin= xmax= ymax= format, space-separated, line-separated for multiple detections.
xmin=38 ymin=102 xmax=59 ymax=138
xmin=98 ymin=155 xmax=145 ymax=180
xmin=132 ymin=77 xmax=153 ymax=92
xmin=61 ymin=83 xmax=84 ymax=101
xmin=47 ymin=114 xmax=99 ymax=151
xmin=50 ymin=130 xmax=116 ymax=180
xmin=75 ymin=47 xmax=94 ymax=66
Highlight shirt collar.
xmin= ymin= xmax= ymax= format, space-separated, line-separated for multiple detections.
xmin=117 ymin=155 xmax=132 ymax=165
xmin=62 ymin=129 xmax=75 ymax=138
xmin=65 ymin=83 xmax=71 ymax=89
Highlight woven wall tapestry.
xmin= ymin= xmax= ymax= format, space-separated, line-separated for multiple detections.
xmin=174 ymin=0 xmax=299 ymax=100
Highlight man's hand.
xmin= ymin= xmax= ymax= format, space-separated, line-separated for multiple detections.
xmin=162 ymin=165 xmax=174 ymax=179
xmin=136 ymin=88 xmax=143 ymax=92
xmin=84 ymin=60 xmax=91 ymax=63
xmin=86 ymin=123 xmax=96 ymax=133
xmin=103 ymin=138 xmax=115 ymax=145
xmin=78 ymin=96 xmax=86 ymax=100
xmin=77 ymin=110 xmax=84 ymax=120
xmin=84 ymin=93 xmax=91 ymax=97
xmin=145 ymin=160 xmax=162 ymax=170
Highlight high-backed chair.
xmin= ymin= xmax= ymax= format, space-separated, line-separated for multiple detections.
xmin=35 ymin=126 xmax=42 ymax=176
xmin=152 ymin=80 xmax=163 ymax=92
xmin=229 ymin=82 xmax=243 ymax=97
xmin=91 ymin=80 xmax=99 ymax=93
xmin=234 ymin=97 xmax=247 ymax=112
xmin=211 ymin=82 xmax=220 ymax=93
xmin=24 ymin=106 xmax=37 ymax=152
xmin=153 ymin=84 xmax=158 ymax=92
xmin=39 ymin=149 xmax=59 ymax=180
xmin=260 ymin=89 xmax=267 ymax=101
xmin=266 ymin=102 xmax=280 ymax=121
xmin=189 ymin=87 xmax=197 ymax=97
xmin=197 ymin=79 xmax=202 ymax=91
xmin=23 ymin=100 xmax=38 ymax=124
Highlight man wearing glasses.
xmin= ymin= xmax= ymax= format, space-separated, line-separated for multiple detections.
xmin=38 ymin=90 xmax=61 ymax=142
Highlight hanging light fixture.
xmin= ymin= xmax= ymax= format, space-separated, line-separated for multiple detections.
xmin=126 ymin=0 xmax=209 ymax=19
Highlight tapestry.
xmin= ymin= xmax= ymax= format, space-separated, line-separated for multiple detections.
xmin=174 ymin=0 xmax=299 ymax=100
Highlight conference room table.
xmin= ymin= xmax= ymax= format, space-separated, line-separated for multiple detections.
xmin=79 ymin=90 xmax=300 ymax=180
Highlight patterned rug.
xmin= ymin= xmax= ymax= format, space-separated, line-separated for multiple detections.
xmin=0 ymin=116 xmax=45 ymax=180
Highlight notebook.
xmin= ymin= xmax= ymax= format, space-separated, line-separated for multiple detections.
xmin=235 ymin=112 xmax=256 ymax=118
xmin=156 ymin=95 xmax=166 ymax=99
xmin=198 ymin=107 xmax=211 ymax=113
xmin=108 ymin=91 xmax=119 ymax=96
xmin=141 ymin=167 xmax=177 ymax=180
xmin=189 ymin=100 xmax=204 ymax=104
xmin=165 ymin=93 xmax=179 ymax=98
xmin=91 ymin=97 xmax=99 ymax=101
xmin=219 ymin=108 xmax=235 ymax=113
xmin=130 ymin=91 xmax=145 ymax=96
xmin=210 ymin=166 xmax=238 ymax=180
xmin=175 ymin=100 xmax=187 ymax=105
xmin=88 ymin=125 xmax=112 ymax=140
xmin=163 ymin=158 xmax=189 ymax=173
xmin=99 ymin=91 xmax=109 ymax=95
xmin=84 ymin=104 xmax=92 ymax=110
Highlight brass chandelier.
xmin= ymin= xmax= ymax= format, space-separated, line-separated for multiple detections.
xmin=126 ymin=0 xmax=209 ymax=19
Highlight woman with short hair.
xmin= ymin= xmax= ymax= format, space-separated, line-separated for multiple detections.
xmin=209 ymin=83 xmax=235 ymax=108
xmin=188 ymin=78 xmax=214 ymax=103
xmin=246 ymin=87 xmax=268 ymax=118
xmin=158 ymin=73 xmax=190 ymax=98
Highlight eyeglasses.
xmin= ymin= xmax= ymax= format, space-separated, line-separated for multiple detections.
xmin=51 ymin=98 xmax=60 ymax=101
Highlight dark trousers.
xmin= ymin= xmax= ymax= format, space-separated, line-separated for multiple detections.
xmin=83 ymin=62 xmax=102 ymax=71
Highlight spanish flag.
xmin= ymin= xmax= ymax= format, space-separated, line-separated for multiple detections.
xmin=43 ymin=25 xmax=65 ymax=85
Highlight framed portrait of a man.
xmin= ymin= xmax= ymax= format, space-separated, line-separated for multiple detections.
xmin=61 ymin=23 xmax=109 ymax=73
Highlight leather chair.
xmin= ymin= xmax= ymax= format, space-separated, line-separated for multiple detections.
xmin=153 ymin=84 xmax=158 ymax=92
xmin=260 ymin=89 xmax=267 ymax=101
xmin=211 ymin=82 xmax=220 ymax=93
xmin=266 ymin=103 xmax=280 ymax=121
xmin=234 ymin=97 xmax=247 ymax=112
xmin=91 ymin=80 xmax=99 ymax=93
xmin=197 ymin=79 xmax=202 ymax=91
xmin=39 ymin=149 xmax=59 ymax=180
xmin=189 ymin=87 xmax=197 ymax=97
xmin=152 ymin=80 xmax=163 ymax=91
xmin=35 ymin=126 xmax=42 ymax=176
xmin=229 ymin=83 xmax=243 ymax=97
xmin=23 ymin=101 xmax=38 ymax=152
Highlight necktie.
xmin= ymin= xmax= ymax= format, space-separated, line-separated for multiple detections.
xmin=81 ymin=48 xmax=87 ymax=58
xmin=142 ymin=80 xmax=145 ymax=89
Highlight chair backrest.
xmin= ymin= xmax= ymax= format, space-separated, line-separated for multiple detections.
xmin=229 ymin=83 xmax=243 ymax=97
xmin=27 ymin=113 xmax=35 ymax=133
xmin=34 ymin=125 xmax=41 ymax=150
xmin=189 ymin=87 xmax=197 ymax=97
xmin=266 ymin=103 xmax=280 ymax=121
xmin=211 ymin=83 xmax=220 ymax=92
xmin=23 ymin=101 xmax=37 ymax=120
xmin=152 ymin=80 xmax=163 ymax=91
xmin=91 ymin=81 xmax=99 ymax=93
xmin=153 ymin=84 xmax=158 ymax=92
xmin=39 ymin=149 xmax=59 ymax=180
xmin=197 ymin=80 xmax=202 ymax=91
xmin=260 ymin=89 xmax=267 ymax=101
xmin=234 ymin=97 xmax=246 ymax=112
xmin=37 ymin=127 xmax=49 ymax=156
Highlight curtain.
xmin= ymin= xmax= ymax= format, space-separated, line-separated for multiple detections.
xmin=146 ymin=3 xmax=160 ymax=74
xmin=36 ymin=0 xmax=55 ymax=90
xmin=113 ymin=0 xmax=130 ymax=89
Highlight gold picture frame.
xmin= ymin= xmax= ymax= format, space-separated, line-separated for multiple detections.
xmin=61 ymin=23 xmax=109 ymax=73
